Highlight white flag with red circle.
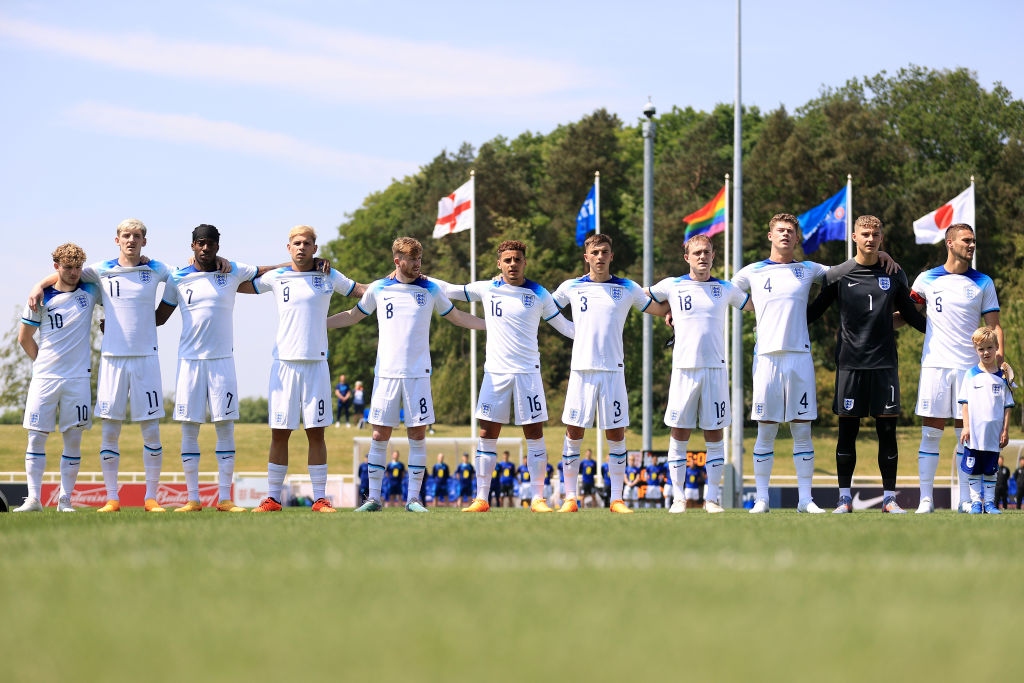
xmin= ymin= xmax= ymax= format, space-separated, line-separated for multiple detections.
xmin=913 ymin=185 xmax=975 ymax=244
xmin=433 ymin=177 xmax=474 ymax=238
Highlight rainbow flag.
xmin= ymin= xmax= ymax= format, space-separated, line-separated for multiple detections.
xmin=683 ymin=185 xmax=727 ymax=239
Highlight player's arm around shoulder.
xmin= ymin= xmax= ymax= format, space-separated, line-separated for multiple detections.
xmin=18 ymin=320 xmax=39 ymax=361
xmin=643 ymin=284 xmax=671 ymax=317
xmin=427 ymin=276 xmax=471 ymax=302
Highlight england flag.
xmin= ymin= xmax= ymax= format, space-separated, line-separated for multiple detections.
xmin=433 ymin=177 xmax=474 ymax=238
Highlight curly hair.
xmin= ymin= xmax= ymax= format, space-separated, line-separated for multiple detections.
xmin=51 ymin=243 xmax=86 ymax=267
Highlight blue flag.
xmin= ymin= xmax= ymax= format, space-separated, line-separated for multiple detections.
xmin=576 ymin=185 xmax=596 ymax=246
xmin=799 ymin=186 xmax=848 ymax=253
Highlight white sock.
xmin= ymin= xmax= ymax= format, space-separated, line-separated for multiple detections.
xmin=840 ymin=487 xmax=852 ymax=499
xmin=918 ymin=426 xmax=943 ymax=499
xmin=753 ymin=422 xmax=779 ymax=501
xmin=407 ymin=439 xmax=426 ymax=502
xmin=608 ymin=440 xmax=627 ymax=501
xmin=60 ymin=429 xmax=82 ymax=499
xmin=214 ymin=421 xmax=236 ymax=501
xmin=705 ymin=440 xmax=725 ymax=504
xmin=954 ymin=427 xmax=968 ymax=506
xmin=140 ymin=419 xmax=162 ymax=500
xmin=525 ymin=438 xmax=546 ymax=500
xmin=791 ymin=422 xmax=815 ymax=502
xmin=100 ymin=419 xmax=122 ymax=501
xmin=561 ymin=436 xmax=583 ymax=499
xmin=969 ymin=476 xmax=983 ymax=503
xmin=983 ymin=475 xmax=996 ymax=504
xmin=368 ymin=439 xmax=387 ymax=500
xmin=309 ymin=463 xmax=327 ymax=500
xmin=667 ymin=437 xmax=688 ymax=500
xmin=25 ymin=430 xmax=47 ymax=499
xmin=267 ymin=462 xmax=287 ymax=501
xmin=884 ymin=489 xmax=895 ymax=500
xmin=475 ymin=438 xmax=498 ymax=501
xmin=180 ymin=422 xmax=201 ymax=501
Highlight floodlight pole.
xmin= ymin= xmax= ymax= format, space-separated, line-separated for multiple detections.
xmin=642 ymin=99 xmax=656 ymax=454
xmin=727 ymin=0 xmax=744 ymax=508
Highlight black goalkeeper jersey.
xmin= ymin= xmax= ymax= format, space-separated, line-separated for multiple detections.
xmin=807 ymin=259 xmax=926 ymax=370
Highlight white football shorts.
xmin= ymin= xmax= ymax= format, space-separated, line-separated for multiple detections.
xmin=916 ymin=366 xmax=970 ymax=419
xmin=368 ymin=376 xmax=435 ymax=428
xmin=750 ymin=351 xmax=817 ymax=422
xmin=664 ymin=367 xmax=730 ymax=429
xmin=95 ymin=355 xmax=164 ymax=422
xmin=562 ymin=370 xmax=629 ymax=429
xmin=476 ymin=371 xmax=548 ymax=425
xmin=268 ymin=359 xmax=332 ymax=430
xmin=174 ymin=357 xmax=240 ymax=423
xmin=23 ymin=377 xmax=92 ymax=432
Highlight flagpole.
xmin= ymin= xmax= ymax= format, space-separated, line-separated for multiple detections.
xmin=469 ymin=171 xmax=477 ymax=439
xmin=970 ymin=175 xmax=976 ymax=270
xmin=728 ymin=0 xmax=744 ymax=509
xmin=594 ymin=170 xmax=603 ymax=480
xmin=723 ymin=173 xmax=731 ymax=483
xmin=846 ymin=174 xmax=853 ymax=260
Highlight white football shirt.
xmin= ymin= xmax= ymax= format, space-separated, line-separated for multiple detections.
xmin=253 ymin=267 xmax=355 ymax=361
xmin=731 ymin=260 xmax=828 ymax=355
xmin=552 ymin=275 xmax=651 ymax=371
xmin=81 ymin=258 xmax=172 ymax=357
xmin=958 ymin=366 xmax=1014 ymax=452
xmin=439 ymin=277 xmax=561 ymax=374
xmin=21 ymin=283 xmax=99 ymax=379
xmin=911 ymin=267 xmax=1000 ymax=369
xmin=649 ymin=276 xmax=748 ymax=369
xmin=357 ymin=276 xmax=454 ymax=378
xmin=162 ymin=262 xmax=259 ymax=360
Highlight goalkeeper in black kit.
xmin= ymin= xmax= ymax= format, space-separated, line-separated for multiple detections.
xmin=807 ymin=215 xmax=927 ymax=513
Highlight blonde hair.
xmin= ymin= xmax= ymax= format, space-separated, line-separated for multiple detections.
xmin=971 ymin=326 xmax=998 ymax=348
xmin=854 ymin=215 xmax=882 ymax=231
xmin=683 ymin=234 xmax=713 ymax=256
xmin=392 ymin=237 xmax=422 ymax=260
xmin=288 ymin=225 xmax=317 ymax=242
xmin=116 ymin=218 xmax=147 ymax=237
xmin=52 ymin=243 xmax=86 ymax=267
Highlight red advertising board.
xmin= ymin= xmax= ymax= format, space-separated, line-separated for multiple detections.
xmin=41 ymin=483 xmax=228 ymax=508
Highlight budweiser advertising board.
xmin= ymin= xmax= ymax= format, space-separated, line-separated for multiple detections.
xmin=41 ymin=483 xmax=227 ymax=508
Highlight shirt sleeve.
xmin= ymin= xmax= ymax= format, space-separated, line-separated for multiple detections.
xmin=152 ymin=261 xmax=172 ymax=283
xmin=981 ymin=278 xmax=1000 ymax=315
xmin=552 ymin=281 xmax=570 ymax=308
xmin=330 ymin=269 xmax=356 ymax=297
xmin=630 ymin=281 xmax=652 ymax=312
xmin=21 ymin=303 xmax=41 ymax=326
xmin=648 ymin=278 xmax=669 ymax=304
xmin=812 ymin=261 xmax=830 ymax=284
xmin=909 ymin=273 xmax=927 ymax=305
xmin=80 ymin=263 xmax=100 ymax=284
xmin=432 ymin=284 xmax=455 ymax=316
xmin=539 ymin=287 xmax=559 ymax=321
xmin=162 ymin=281 xmax=179 ymax=306
xmin=1004 ymin=384 xmax=1015 ymax=409
xmin=252 ymin=272 xmax=273 ymax=294
xmin=731 ymin=267 xmax=750 ymax=293
xmin=727 ymin=282 xmax=749 ymax=309
xmin=234 ymin=262 xmax=259 ymax=283
xmin=356 ymin=284 xmax=377 ymax=315
xmin=956 ymin=376 xmax=969 ymax=404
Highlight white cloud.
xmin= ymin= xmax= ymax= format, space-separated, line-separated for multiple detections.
xmin=66 ymin=101 xmax=419 ymax=181
xmin=0 ymin=14 xmax=600 ymax=113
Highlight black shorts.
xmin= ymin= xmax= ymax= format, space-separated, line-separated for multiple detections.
xmin=500 ymin=482 xmax=515 ymax=496
xmin=581 ymin=482 xmax=596 ymax=496
xmin=459 ymin=483 xmax=474 ymax=499
xmin=434 ymin=482 xmax=449 ymax=500
xmin=833 ymin=367 xmax=900 ymax=417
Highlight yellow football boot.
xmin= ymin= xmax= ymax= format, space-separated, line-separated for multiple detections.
xmin=174 ymin=501 xmax=203 ymax=512
xmin=97 ymin=500 xmax=120 ymax=513
xmin=216 ymin=500 xmax=246 ymax=512
xmin=144 ymin=498 xmax=166 ymax=512
xmin=609 ymin=499 xmax=634 ymax=514
xmin=530 ymin=498 xmax=554 ymax=513
xmin=461 ymin=498 xmax=490 ymax=512
xmin=557 ymin=498 xmax=579 ymax=513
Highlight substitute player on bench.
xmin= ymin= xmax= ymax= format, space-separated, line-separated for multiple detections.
xmin=649 ymin=233 xmax=750 ymax=514
xmin=433 ymin=239 xmax=574 ymax=513
xmin=14 ymin=244 xmax=98 ymax=512
xmin=327 ymin=237 xmax=485 ymax=512
xmin=806 ymin=215 xmax=926 ymax=513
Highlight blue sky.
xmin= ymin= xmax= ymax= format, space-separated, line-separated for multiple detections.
xmin=2 ymin=0 xmax=1022 ymax=400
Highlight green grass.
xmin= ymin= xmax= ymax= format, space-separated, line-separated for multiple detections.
xmin=2 ymin=507 xmax=1022 ymax=682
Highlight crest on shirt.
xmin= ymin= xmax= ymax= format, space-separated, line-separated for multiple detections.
xmin=964 ymin=285 xmax=977 ymax=300
xmin=139 ymin=270 xmax=152 ymax=284
xmin=29 ymin=412 xmax=39 ymax=427
xmin=312 ymin=275 xmax=324 ymax=290
xmin=522 ymin=293 xmax=535 ymax=308
xmin=273 ymin=412 xmax=285 ymax=426
xmin=843 ymin=398 xmax=855 ymax=411
xmin=878 ymin=277 xmax=890 ymax=291
xmin=793 ymin=267 xmax=805 ymax=279
xmin=711 ymin=284 xmax=722 ymax=298
xmin=415 ymin=292 xmax=426 ymax=307
xmin=215 ymin=274 xmax=228 ymax=288
xmin=481 ymin=403 xmax=491 ymax=417
xmin=76 ymin=294 xmax=89 ymax=309
xmin=993 ymin=384 xmax=1001 ymax=395
xmin=611 ymin=287 xmax=623 ymax=301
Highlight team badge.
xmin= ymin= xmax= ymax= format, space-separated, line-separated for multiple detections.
xmin=312 ymin=275 xmax=323 ymax=290
xmin=793 ymin=267 xmax=805 ymax=279
xmin=522 ymin=293 xmax=535 ymax=308
xmin=921 ymin=399 xmax=930 ymax=412
xmin=29 ymin=412 xmax=39 ymax=427
xmin=139 ymin=270 xmax=152 ymax=284
xmin=274 ymin=412 xmax=285 ymax=425
xmin=993 ymin=384 xmax=1002 ymax=395
xmin=481 ymin=403 xmax=491 ymax=417
xmin=415 ymin=292 xmax=426 ymax=307
xmin=76 ymin=294 xmax=89 ymax=309
xmin=964 ymin=285 xmax=977 ymax=300
xmin=611 ymin=287 xmax=623 ymax=301
xmin=711 ymin=284 xmax=722 ymax=298
xmin=843 ymin=398 xmax=855 ymax=411
xmin=670 ymin=410 xmax=679 ymax=422
xmin=98 ymin=401 xmax=110 ymax=414
xmin=569 ymin=408 xmax=580 ymax=422
xmin=215 ymin=274 xmax=228 ymax=288
xmin=878 ymin=277 xmax=890 ymax=291
xmin=176 ymin=404 xmax=187 ymax=417
xmin=754 ymin=403 xmax=764 ymax=417
xmin=965 ymin=455 xmax=976 ymax=469
xmin=372 ymin=408 xmax=383 ymax=422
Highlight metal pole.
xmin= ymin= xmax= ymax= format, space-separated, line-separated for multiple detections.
xmin=723 ymin=173 xmax=731 ymax=488
xmin=469 ymin=171 xmax=477 ymax=438
xmin=846 ymin=174 xmax=853 ymax=260
xmin=642 ymin=100 xmax=656 ymax=454
xmin=970 ymin=175 xmax=976 ymax=270
xmin=594 ymin=171 xmax=603 ymax=476
xmin=728 ymin=0 xmax=744 ymax=508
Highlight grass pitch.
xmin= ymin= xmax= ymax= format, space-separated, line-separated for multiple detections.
xmin=2 ymin=506 xmax=1021 ymax=682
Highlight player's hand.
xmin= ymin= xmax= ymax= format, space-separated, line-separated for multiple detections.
xmin=139 ymin=255 xmax=151 ymax=265
xmin=217 ymin=256 xmax=231 ymax=273
xmin=27 ymin=284 xmax=44 ymax=311
xmin=100 ymin=318 xmax=105 ymax=333
xmin=877 ymin=251 xmax=900 ymax=275
xmin=313 ymin=258 xmax=331 ymax=273
xmin=1000 ymin=431 xmax=1009 ymax=449
xmin=960 ymin=428 xmax=970 ymax=445
xmin=665 ymin=312 xmax=674 ymax=328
